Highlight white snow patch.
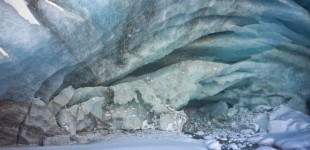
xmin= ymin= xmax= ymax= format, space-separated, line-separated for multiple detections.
xmin=204 ymin=139 xmax=221 ymax=150
xmin=45 ymin=0 xmax=64 ymax=11
xmin=257 ymin=106 xmax=310 ymax=149
xmin=227 ymin=143 xmax=239 ymax=150
xmin=141 ymin=120 xmax=155 ymax=129
xmin=3 ymin=131 xmax=206 ymax=150
xmin=258 ymin=129 xmax=310 ymax=150
xmin=0 ymin=47 xmax=9 ymax=58
xmin=268 ymin=105 xmax=310 ymax=133
xmin=195 ymin=131 xmax=205 ymax=136
xmin=255 ymin=146 xmax=276 ymax=150
xmin=4 ymin=0 xmax=40 ymax=25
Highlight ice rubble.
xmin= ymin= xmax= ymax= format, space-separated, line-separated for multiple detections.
xmin=1 ymin=105 xmax=310 ymax=149
xmin=54 ymin=60 xmax=228 ymax=133
xmin=184 ymin=105 xmax=310 ymax=149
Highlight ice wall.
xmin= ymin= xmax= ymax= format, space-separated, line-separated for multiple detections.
xmin=0 ymin=0 xmax=309 ymax=103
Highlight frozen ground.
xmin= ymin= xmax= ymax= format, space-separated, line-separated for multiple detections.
xmin=1 ymin=106 xmax=310 ymax=150
xmin=1 ymin=131 xmax=206 ymax=150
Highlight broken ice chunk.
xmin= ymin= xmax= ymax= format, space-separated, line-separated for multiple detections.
xmin=268 ymin=106 xmax=310 ymax=133
xmin=57 ymin=97 xmax=105 ymax=135
xmin=251 ymin=105 xmax=272 ymax=113
xmin=48 ymin=86 xmax=74 ymax=115
xmin=204 ymin=139 xmax=221 ymax=150
xmin=158 ymin=111 xmax=187 ymax=131
xmin=199 ymin=101 xmax=228 ymax=119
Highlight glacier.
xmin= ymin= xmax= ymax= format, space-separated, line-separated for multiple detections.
xmin=0 ymin=0 xmax=310 ymax=149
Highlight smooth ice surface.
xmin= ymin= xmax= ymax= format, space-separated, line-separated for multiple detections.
xmin=258 ymin=129 xmax=310 ymax=150
xmin=255 ymin=146 xmax=276 ymax=150
xmin=268 ymin=106 xmax=310 ymax=133
xmin=257 ymin=106 xmax=310 ymax=149
xmin=1 ymin=132 xmax=206 ymax=150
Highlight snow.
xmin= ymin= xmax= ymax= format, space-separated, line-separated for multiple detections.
xmin=93 ymin=135 xmax=206 ymax=150
xmin=255 ymin=146 xmax=276 ymax=150
xmin=45 ymin=0 xmax=64 ymax=12
xmin=227 ymin=143 xmax=239 ymax=150
xmin=1 ymin=131 xmax=206 ymax=150
xmin=4 ymin=0 xmax=40 ymax=25
xmin=256 ymin=106 xmax=310 ymax=149
xmin=204 ymin=139 xmax=221 ymax=150
xmin=258 ymin=129 xmax=310 ymax=150
xmin=0 ymin=47 xmax=9 ymax=57
xmin=2 ymin=106 xmax=310 ymax=150
xmin=267 ymin=105 xmax=310 ymax=133
xmin=195 ymin=131 xmax=205 ymax=136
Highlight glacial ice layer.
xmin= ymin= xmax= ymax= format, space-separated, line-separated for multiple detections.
xmin=0 ymin=0 xmax=310 ymax=146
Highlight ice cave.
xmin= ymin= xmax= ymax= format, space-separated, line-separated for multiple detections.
xmin=1 ymin=0 xmax=310 ymax=150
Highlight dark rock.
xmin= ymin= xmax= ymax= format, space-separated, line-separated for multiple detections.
xmin=18 ymin=100 xmax=67 ymax=145
xmin=0 ymin=101 xmax=28 ymax=146
xmin=43 ymin=135 xmax=72 ymax=146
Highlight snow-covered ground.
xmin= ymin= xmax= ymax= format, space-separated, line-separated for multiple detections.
xmin=254 ymin=106 xmax=310 ymax=150
xmin=1 ymin=106 xmax=310 ymax=150
xmin=1 ymin=131 xmax=207 ymax=150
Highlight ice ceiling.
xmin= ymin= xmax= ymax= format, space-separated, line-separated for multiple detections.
xmin=0 ymin=0 xmax=310 ymax=146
